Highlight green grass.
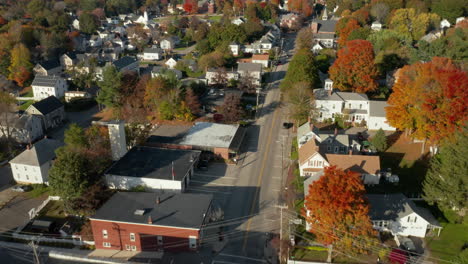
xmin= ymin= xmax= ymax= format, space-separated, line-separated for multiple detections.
xmin=18 ymin=100 xmax=34 ymax=111
xmin=28 ymin=184 xmax=49 ymax=198
xmin=39 ymin=200 xmax=66 ymax=219
xmin=290 ymin=137 xmax=298 ymax=161
xmin=20 ymin=90 xmax=34 ymax=97
xmin=426 ymin=223 xmax=468 ymax=262
xmin=208 ymin=15 xmax=222 ymax=22
xmin=292 ymin=247 xmax=328 ymax=262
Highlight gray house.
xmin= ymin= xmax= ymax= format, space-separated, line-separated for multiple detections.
xmin=25 ymin=96 xmax=65 ymax=131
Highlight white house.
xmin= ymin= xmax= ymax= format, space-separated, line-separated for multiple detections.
xmin=33 ymin=60 xmax=62 ymax=76
xmin=205 ymin=69 xmax=240 ymax=85
xmin=252 ymin=54 xmax=270 ymax=68
xmin=72 ymin=18 xmax=80 ymax=30
xmin=165 ymin=58 xmax=178 ymax=69
xmin=371 ymin=21 xmax=383 ymax=31
xmin=440 ymin=19 xmax=451 ymax=29
xmin=368 ymin=101 xmax=396 ymax=131
xmin=135 ymin=11 xmax=149 ymax=25
xmin=312 ymin=42 xmax=324 ymax=54
xmin=143 ymin=47 xmax=163 ymax=61
xmin=237 ymin=63 xmax=263 ymax=86
xmin=10 ymin=138 xmax=62 ymax=184
xmin=104 ymin=146 xmax=201 ymax=192
xmin=229 ymin=42 xmax=241 ymax=56
xmin=0 ymin=113 xmax=43 ymax=144
xmin=310 ymin=19 xmax=337 ymax=49
xmin=231 ymin=17 xmax=245 ymax=25
xmin=89 ymin=35 xmax=103 ymax=47
xmin=160 ymin=37 xmax=179 ymax=50
xmin=367 ymin=194 xmax=442 ymax=238
xmin=32 ymin=75 xmax=68 ymax=100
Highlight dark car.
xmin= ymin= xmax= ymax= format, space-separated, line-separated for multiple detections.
xmin=12 ymin=185 xmax=32 ymax=192
xmin=198 ymin=160 xmax=209 ymax=171
xmin=283 ymin=122 xmax=293 ymax=129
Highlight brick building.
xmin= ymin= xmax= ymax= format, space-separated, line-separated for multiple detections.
xmin=90 ymin=192 xmax=213 ymax=252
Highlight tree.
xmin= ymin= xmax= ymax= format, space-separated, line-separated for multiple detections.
xmin=0 ymin=91 xmax=16 ymax=150
xmin=97 ymin=66 xmax=122 ymax=109
xmin=237 ymin=73 xmax=257 ymax=94
xmin=27 ymin=0 xmax=45 ymax=17
xmin=198 ymin=52 xmax=225 ymax=71
xmin=295 ymin=27 xmax=314 ymax=50
xmin=389 ymin=9 xmax=440 ymax=42
xmin=329 ymin=40 xmax=378 ymax=93
xmin=144 ymin=77 xmax=170 ymax=120
xmin=213 ymin=68 xmax=228 ymax=89
xmin=286 ymin=82 xmax=313 ymax=125
xmin=219 ymin=94 xmax=244 ymax=123
xmin=304 ymin=166 xmax=377 ymax=257
xmin=185 ymin=88 xmax=201 ymax=115
xmin=370 ymin=128 xmax=387 ymax=151
xmin=337 ymin=18 xmax=361 ymax=47
xmin=423 ymin=128 xmax=467 ymax=223
xmin=347 ymin=27 xmax=371 ymax=41
xmin=386 ymin=57 xmax=468 ymax=149
xmin=431 ymin=0 xmax=466 ymax=24
xmin=64 ymin=123 xmax=87 ymax=148
xmin=281 ymin=49 xmax=319 ymax=91
xmin=370 ymin=2 xmax=389 ymax=23
xmin=79 ymin=12 xmax=98 ymax=34
xmin=48 ymin=151 xmax=89 ymax=212
xmin=183 ymin=0 xmax=198 ymax=14
xmin=8 ymin=43 xmax=32 ymax=87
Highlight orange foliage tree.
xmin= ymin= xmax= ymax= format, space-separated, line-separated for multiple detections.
xmin=303 ymin=166 xmax=377 ymax=255
xmin=337 ymin=18 xmax=361 ymax=47
xmin=183 ymin=0 xmax=198 ymax=14
xmin=287 ymin=0 xmax=313 ymax=16
xmin=386 ymin=57 xmax=468 ymax=148
xmin=329 ymin=40 xmax=378 ymax=93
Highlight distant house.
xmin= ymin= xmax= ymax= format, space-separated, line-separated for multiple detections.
xmin=0 ymin=113 xmax=43 ymax=144
xmin=32 ymin=75 xmax=68 ymax=100
xmin=72 ymin=18 xmax=80 ymax=30
xmin=371 ymin=21 xmax=383 ymax=31
xmin=312 ymin=42 xmax=324 ymax=54
xmin=60 ymin=52 xmax=79 ymax=69
xmin=252 ymin=54 xmax=270 ymax=68
xmin=151 ymin=66 xmax=183 ymax=80
xmin=64 ymin=91 xmax=92 ymax=102
xmin=165 ymin=58 xmax=178 ymax=69
xmin=205 ymin=68 xmax=239 ymax=85
xmin=104 ymin=146 xmax=201 ymax=192
xmin=160 ymin=36 xmax=180 ymax=50
xmin=143 ymin=47 xmax=164 ymax=61
xmin=231 ymin=17 xmax=245 ymax=25
xmin=367 ymin=194 xmax=442 ymax=238
xmin=368 ymin=101 xmax=395 ymax=131
xmin=229 ymin=42 xmax=241 ymax=56
xmin=310 ymin=19 xmax=337 ymax=49
xmin=25 ymin=96 xmax=65 ymax=131
xmin=112 ymin=56 xmax=139 ymax=74
xmin=440 ymin=19 xmax=451 ymax=29
xmin=9 ymin=138 xmax=62 ymax=184
xmin=89 ymin=35 xmax=103 ymax=47
xmin=237 ymin=63 xmax=263 ymax=86
xmin=280 ymin=13 xmax=299 ymax=29
xmin=33 ymin=60 xmax=62 ymax=76
xmin=90 ymin=191 xmax=213 ymax=252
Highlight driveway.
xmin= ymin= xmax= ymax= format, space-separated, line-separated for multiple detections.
xmin=49 ymin=104 xmax=100 ymax=141
xmin=0 ymin=164 xmax=14 ymax=192
xmin=0 ymin=192 xmax=47 ymax=232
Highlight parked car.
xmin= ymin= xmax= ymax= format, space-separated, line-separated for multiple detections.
xmin=12 ymin=185 xmax=32 ymax=192
xmin=399 ymin=237 xmax=417 ymax=255
xmin=282 ymin=122 xmax=293 ymax=129
xmin=198 ymin=160 xmax=209 ymax=171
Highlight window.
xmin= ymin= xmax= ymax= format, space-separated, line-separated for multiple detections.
xmin=359 ymin=104 xmax=362 ymax=109
xmin=26 ymin=175 xmax=29 ymax=180
xmin=189 ymin=236 xmax=197 ymax=249
xmin=319 ymin=112 xmax=322 ymax=118
xmin=414 ymin=217 xmax=417 ymax=223
xmin=125 ymin=245 xmax=131 ymax=251
xmin=348 ymin=103 xmax=351 ymax=108
xmin=157 ymin=236 xmax=163 ymax=245
xmin=407 ymin=216 xmax=411 ymax=223
xmin=102 ymin=230 xmax=108 ymax=239
xmin=332 ymin=113 xmax=335 ymax=118
xmin=24 ymin=166 xmax=27 ymax=171
xmin=327 ymin=146 xmax=331 ymax=152
xmin=334 ymin=146 xmax=338 ymax=153
xmin=103 ymin=242 xmax=111 ymax=248
xmin=332 ymin=105 xmax=335 ymax=109
xmin=130 ymin=233 xmax=135 ymax=242
xmin=131 ymin=245 xmax=137 ymax=251
xmin=339 ymin=146 xmax=346 ymax=153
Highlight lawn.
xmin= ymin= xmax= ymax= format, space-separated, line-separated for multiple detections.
xmin=39 ymin=200 xmax=67 ymax=219
xmin=425 ymin=223 xmax=468 ymax=262
xmin=18 ymin=100 xmax=34 ymax=111
xmin=292 ymin=247 xmax=328 ymax=262
xmin=208 ymin=15 xmax=222 ymax=22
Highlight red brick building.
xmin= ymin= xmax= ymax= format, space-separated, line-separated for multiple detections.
xmin=90 ymin=192 xmax=213 ymax=252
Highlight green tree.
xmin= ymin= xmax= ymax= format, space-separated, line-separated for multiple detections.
xmin=370 ymin=128 xmax=387 ymax=152
xmin=348 ymin=27 xmax=371 ymax=41
xmin=295 ymin=27 xmax=314 ymax=50
xmin=79 ymin=12 xmax=98 ymax=34
xmin=97 ymin=66 xmax=122 ymax=108
xmin=8 ymin=43 xmax=32 ymax=87
xmin=64 ymin=123 xmax=88 ymax=148
xmin=48 ymin=151 xmax=89 ymax=212
xmin=423 ymin=129 xmax=468 ymax=223
xmin=281 ymin=49 xmax=319 ymax=91
xmin=389 ymin=9 xmax=440 ymax=42
xmin=431 ymin=0 xmax=466 ymax=24
xmin=27 ymin=0 xmax=45 ymax=17
xmin=286 ymin=82 xmax=314 ymax=125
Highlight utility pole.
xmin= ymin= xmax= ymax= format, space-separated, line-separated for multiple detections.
xmin=29 ymin=241 xmax=41 ymax=264
xmin=275 ymin=204 xmax=288 ymax=264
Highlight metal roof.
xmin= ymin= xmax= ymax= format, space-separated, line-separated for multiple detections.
xmin=179 ymin=122 xmax=240 ymax=149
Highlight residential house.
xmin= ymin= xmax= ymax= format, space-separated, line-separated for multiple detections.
xmin=151 ymin=66 xmax=183 ymax=80
xmin=101 ymin=42 xmax=122 ymax=62
xmin=205 ymin=68 xmax=239 ymax=85
xmin=310 ymin=19 xmax=337 ymax=49
xmin=72 ymin=18 xmax=80 ymax=30
xmin=243 ymin=31 xmax=277 ymax=54
xmin=106 ymin=16 xmax=120 ymax=25
xmin=160 ymin=36 xmax=180 ymax=50
xmin=25 ymin=96 xmax=65 ymax=131
xmin=252 ymin=54 xmax=270 ymax=68
xmin=367 ymin=193 xmax=442 ymax=238
xmin=312 ymin=42 xmax=324 ymax=54
xmin=89 ymin=35 xmax=103 ymax=47
xmin=229 ymin=42 xmax=241 ymax=56
xmin=64 ymin=91 xmax=92 ymax=102
xmin=32 ymin=75 xmax=68 ymax=100
xmin=440 ymin=19 xmax=451 ymax=29
xmin=112 ymin=56 xmax=139 ymax=74
xmin=135 ymin=11 xmax=149 ymax=25
xmin=231 ymin=17 xmax=245 ymax=25
xmin=371 ymin=21 xmax=382 ymax=31
xmin=280 ymin=13 xmax=299 ymax=29
xmin=9 ymin=138 xmax=62 ymax=184
xmin=180 ymin=59 xmax=198 ymax=72
xmin=296 ymin=121 xmax=318 ymax=148
xmin=0 ymin=113 xmax=43 ymax=144
xmin=60 ymin=52 xmax=79 ymax=70
xmin=165 ymin=58 xmax=178 ymax=69
xmin=368 ymin=101 xmax=396 ymax=131
xmin=143 ymin=47 xmax=164 ymax=61
xmin=33 ymin=60 xmax=62 ymax=76
xmin=97 ymin=28 xmax=113 ymax=42
xmin=90 ymin=191 xmax=213 ymax=252
xmin=105 ymin=146 xmax=201 ymax=192
xmin=237 ymin=63 xmax=263 ymax=86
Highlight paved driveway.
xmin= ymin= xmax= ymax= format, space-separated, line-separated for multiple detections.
xmin=49 ymin=104 xmax=99 ymax=141
xmin=0 ymin=193 xmax=47 ymax=232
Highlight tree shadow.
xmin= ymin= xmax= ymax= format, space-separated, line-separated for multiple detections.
xmin=257 ymin=101 xmax=281 ymax=120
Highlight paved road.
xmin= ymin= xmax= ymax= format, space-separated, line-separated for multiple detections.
xmin=49 ymin=105 xmax=99 ymax=141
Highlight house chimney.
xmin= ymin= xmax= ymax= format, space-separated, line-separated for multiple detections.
xmin=334 ymin=128 xmax=338 ymax=136
xmin=327 ymin=89 xmax=332 ymax=96
xmin=147 ymin=216 xmax=152 ymax=224
xmin=27 ymin=144 xmax=30 ymax=150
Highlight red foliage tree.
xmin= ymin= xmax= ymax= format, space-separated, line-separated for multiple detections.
xmin=233 ymin=0 xmax=244 ymax=10
xmin=303 ymin=166 xmax=377 ymax=255
xmin=329 ymin=40 xmax=378 ymax=93
xmin=185 ymin=88 xmax=201 ymax=115
xmin=337 ymin=18 xmax=360 ymax=47
xmin=386 ymin=57 xmax=468 ymax=147
xmin=12 ymin=66 xmax=31 ymax=87
xmin=0 ymin=17 xmax=7 ymax=26
xmin=184 ymin=0 xmax=198 ymax=14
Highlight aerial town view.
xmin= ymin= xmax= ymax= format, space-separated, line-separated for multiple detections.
xmin=0 ymin=0 xmax=466 ymax=263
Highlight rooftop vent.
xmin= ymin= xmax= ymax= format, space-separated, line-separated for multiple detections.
xmin=134 ymin=209 xmax=145 ymax=216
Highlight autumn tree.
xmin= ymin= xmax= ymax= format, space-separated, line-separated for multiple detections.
xmin=329 ymin=40 xmax=378 ymax=93
xmin=120 ymin=74 xmax=148 ymax=123
xmin=183 ymin=0 xmax=198 ymax=14
xmin=237 ymin=73 xmax=257 ymax=94
xmin=304 ymin=166 xmax=377 ymax=257
xmin=8 ymin=43 xmax=32 ymax=87
xmin=295 ymin=27 xmax=314 ymax=50
xmin=0 ymin=91 xmax=16 ymax=151
xmin=219 ymin=94 xmax=244 ymax=123
xmin=423 ymin=128 xmax=468 ymax=223
xmin=79 ymin=12 xmax=98 ymax=34
xmin=370 ymin=2 xmax=390 ymax=23
xmin=213 ymin=68 xmax=228 ymax=89
xmin=386 ymin=57 xmax=468 ymax=150
xmin=281 ymin=48 xmax=319 ymax=91
xmin=185 ymin=87 xmax=201 ymax=115
xmin=337 ymin=18 xmax=361 ymax=47
xmin=431 ymin=0 xmax=466 ymax=24
xmin=286 ymin=82 xmax=314 ymax=125
xmin=388 ymin=9 xmax=440 ymax=42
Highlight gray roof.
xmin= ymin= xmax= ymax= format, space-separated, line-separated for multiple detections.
xmin=311 ymin=19 xmax=337 ymax=33
xmin=112 ymin=56 xmax=137 ymax=71
xmin=367 ymin=193 xmax=441 ymax=227
xmin=303 ymin=171 xmax=324 ymax=198
xmin=314 ymin=89 xmax=369 ymax=102
xmin=31 ymin=75 xmax=62 ymax=87
xmin=336 ymin=92 xmax=368 ymax=101
xmin=238 ymin=62 xmax=262 ymax=73
xmin=28 ymin=96 xmax=63 ymax=115
xmin=317 ymin=133 xmax=350 ymax=146
xmin=144 ymin=47 xmax=163 ymax=53
xmin=179 ymin=122 xmax=240 ymax=149
xmin=10 ymin=138 xmax=62 ymax=166
xmin=315 ymin=33 xmax=336 ymax=39
xmin=106 ymin=146 xmax=201 ymax=181
xmin=92 ymin=192 xmax=212 ymax=229
xmin=297 ymin=122 xmax=312 ymax=140
xmin=369 ymin=101 xmax=389 ymax=117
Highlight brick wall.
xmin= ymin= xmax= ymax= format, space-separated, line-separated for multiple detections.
xmin=91 ymin=220 xmax=200 ymax=252
xmin=213 ymin=147 xmax=229 ymax=160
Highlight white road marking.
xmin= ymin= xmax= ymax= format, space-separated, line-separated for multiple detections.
xmin=190 ymin=180 xmax=233 ymax=186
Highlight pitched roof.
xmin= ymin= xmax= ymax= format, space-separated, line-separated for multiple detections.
xmin=28 ymin=96 xmax=63 ymax=115
xmin=311 ymin=19 xmax=337 ymax=33
xmin=297 ymin=122 xmax=312 ymax=140
xmin=179 ymin=122 xmax=240 ymax=149
xmin=91 ymin=192 xmax=212 ymax=229
xmin=112 ymin=56 xmax=137 ymax=70
xmin=303 ymin=170 xmax=324 ymax=198
xmin=367 ymin=193 xmax=441 ymax=226
xmin=298 ymin=139 xmax=319 ymax=165
xmin=325 ymin=153 xmax=380 ymax=175
xmin=31 ymin=75 xmax=62 ymax=87
xmin=10 ymin=138 xmax=62 ymax=166
xmin=336 ymin=92 xmax=368 ymax=101
xmin=252 ymin=54 xmax=269 ymax=61
xmin=369 ymin=101 xmax=389 ymax=117
xmin=144 ymin=47 xmax=163 ymax=53
xmin=36 ymin=60 xmax=61 ymax=71
xmin=238 ymin=62 xmax=262 ymax=72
